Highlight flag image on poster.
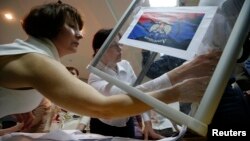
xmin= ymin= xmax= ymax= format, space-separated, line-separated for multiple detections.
xmin=128 ymin=12 xmax=204 ymax=50
xmin=119 ymin=7 xmax=217 ymax=60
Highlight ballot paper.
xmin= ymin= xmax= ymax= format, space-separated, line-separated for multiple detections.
xmin=0 ymin=130 xmax=148 ymax=141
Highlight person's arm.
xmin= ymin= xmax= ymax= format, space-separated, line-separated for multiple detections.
xmin=0 ymin=53 xmax=211 ymax=119
xmin=138 ymin=50 xmax=220 ymax=93
xmin=167 ymin=50 xmax=220 ymax=85
xmin=140 ymin=112 xmax=164 ymax=140
xmin=143 ymin=120 xmax=164 ymax=140
xmin=77 ymin=116 xmax=90 ymax=131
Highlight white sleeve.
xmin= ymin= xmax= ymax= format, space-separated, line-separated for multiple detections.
xmin=79 ymin=116 xmax=90 ymax=125
xmin=88 ymin=73 xmax=126 ymax=96
xmin=136 ymin=74 xmax=172 ymax=92
xmin=141 ymin=112 xmax=151 ymax=122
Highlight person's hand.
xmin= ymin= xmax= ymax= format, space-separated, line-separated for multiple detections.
xmin=174 ymin=76 xmax=210 ymax=103
xmin=168 ymin=50 xmax=221 ymax=85
xmin=143 ymin=121 xmax=164 ymax=140
xmin=76 ymin=123 xmax=87 ymax=131
xmin=14 ymin=112 xmax=35 ymax=130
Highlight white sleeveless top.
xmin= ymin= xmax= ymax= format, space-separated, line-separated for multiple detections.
xmin=0 ymin=37 xmax=60 ymax=118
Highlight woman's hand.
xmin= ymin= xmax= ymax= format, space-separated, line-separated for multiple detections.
xmin=174 ymin=76 xmax=210 ymax=103
xmin=143 ymin=121 xmax=164 ymax=140
xmin=168 ymin=50 xmax=221 ymax=85
xmin=76 ymin=123 xmax=87 ymax=131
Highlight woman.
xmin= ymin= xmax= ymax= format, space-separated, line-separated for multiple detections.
xmin=0 ymin=1 xmax=219 ymax=131
xmin=88 ymin=29 xmax=163 ymax=139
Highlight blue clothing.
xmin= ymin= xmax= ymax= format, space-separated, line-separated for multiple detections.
xmin=142 ymin=50 xmax=185 ymax=79
xmin=208 ymin=79 xmax=250 ymax=139
xmin=244 ymin=59 xmax=250 ymax=75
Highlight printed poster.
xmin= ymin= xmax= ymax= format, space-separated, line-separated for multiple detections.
xmin=119 ymin=7 xmax=217 ymax=60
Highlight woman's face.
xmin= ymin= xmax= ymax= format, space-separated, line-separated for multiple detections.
xmin=102 ymin=36 xmax=122 ymax=67
xmin=52 ymin=20 xmax=83 ymax=57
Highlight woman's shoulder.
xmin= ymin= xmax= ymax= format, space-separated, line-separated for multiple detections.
xmin=117 ymin=60 xmax=135 ymax=72
xmin=0 ymin=37 xmax=59 ymax=61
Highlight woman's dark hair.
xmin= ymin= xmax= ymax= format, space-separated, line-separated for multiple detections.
xmin=22 ymin=1 xmax=83 ymax=39
xmin=66 ymin=66 xmax=79 ymax=76
xmin=92 ymin=28 xmax=113 ymax=57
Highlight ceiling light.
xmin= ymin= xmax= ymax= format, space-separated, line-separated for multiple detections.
xmin=4 ymin=13 xmax=14 ymax=21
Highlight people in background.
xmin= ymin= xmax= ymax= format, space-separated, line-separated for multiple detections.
xmin=86 ymin=28 xmax=163 ymax=139
xmin=0 ymin=98 xmax=52 ymax=135
xmin=86 ymin=28 xmax=220 ymax=139
xmin=0 ymin=1 xmax=219 ymax=133
xmin=61 ymin=66 xmax=90 ymax=131
xmin=22 ymin=98 xmax=52 ymax=133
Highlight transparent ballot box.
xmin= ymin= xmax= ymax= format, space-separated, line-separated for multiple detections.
xmin=87 ymin=0 xmax=250 ymax=139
